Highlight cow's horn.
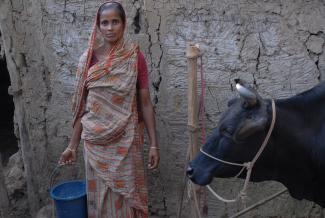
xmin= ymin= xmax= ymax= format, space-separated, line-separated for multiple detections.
xmin=235 ymin=83 xmax=257 ymax=106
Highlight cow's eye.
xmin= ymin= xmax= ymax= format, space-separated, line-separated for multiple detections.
xmin=246 ymin=111 xmax=254 ymax=119
xmin=220 ymin=128 xmax=233 ymax=138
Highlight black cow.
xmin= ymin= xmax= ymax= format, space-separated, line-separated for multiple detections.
xmin=187 ymin=80 xmax=325 ymax=207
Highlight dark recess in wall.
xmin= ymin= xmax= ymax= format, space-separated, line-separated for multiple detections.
xmin=0 ymin=55 xmax=18 ymax=166
xmin=133 ymin=9 xmax=141 ymax=34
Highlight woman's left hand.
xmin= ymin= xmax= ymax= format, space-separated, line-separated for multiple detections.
xmin=148 ymin=147 xmax=160 ymax=169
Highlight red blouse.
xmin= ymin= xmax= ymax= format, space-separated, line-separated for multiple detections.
xmin=90 ymin=51 xmax=149 ymax=89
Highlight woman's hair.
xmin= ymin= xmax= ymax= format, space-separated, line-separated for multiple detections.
xmin=97 ymin=2 xmax=126 ymax=27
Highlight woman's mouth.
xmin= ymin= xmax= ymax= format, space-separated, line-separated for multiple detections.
xmin=106 ymin=34 xmax=115 ymax=38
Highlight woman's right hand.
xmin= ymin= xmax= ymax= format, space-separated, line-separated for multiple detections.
xmin=58 ymin=147 xmax=77 ymax=165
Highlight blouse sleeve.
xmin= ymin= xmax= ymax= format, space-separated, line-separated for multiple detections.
xmin=137 ymin=51 xmax=149 ymax=89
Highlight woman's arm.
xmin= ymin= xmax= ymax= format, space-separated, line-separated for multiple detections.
xmin=68 ymin=117 xmax=83 ymax=150
xmin=139 ymin=89 xmax=160 ymax=169
xmin=58 ymin=117 xmax=83 ymax=165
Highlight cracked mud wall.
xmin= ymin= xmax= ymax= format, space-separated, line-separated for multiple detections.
xmin=0 ymin=0 xmax=325 ymax=217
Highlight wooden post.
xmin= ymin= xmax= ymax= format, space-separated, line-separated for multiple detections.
xmin=177 ymin=43 xmax=202 ymax=218
xmin=186 ymin=43 xmax=202 ymax=218
xmin=186 ymin=43 xmax=201 ymax=159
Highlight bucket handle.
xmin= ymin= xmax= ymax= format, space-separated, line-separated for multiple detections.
xmin=49 ymin=164 xmax=63 ymax=191
xmin=49 ymin=164 xmax=82 ymax=218
xmin=49 ymin=163 xmax=82 ymax=191
xmin=49 ymin=164 xmax=65 ymax=218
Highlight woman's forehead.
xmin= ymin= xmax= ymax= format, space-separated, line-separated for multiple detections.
xmin=99 ymin=8 xmax=121 ymax=19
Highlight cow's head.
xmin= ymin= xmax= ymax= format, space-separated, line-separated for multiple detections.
xmin=187 ymin=79 xmax=271 ymax=185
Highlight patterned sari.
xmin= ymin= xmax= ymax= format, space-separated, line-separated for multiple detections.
xmin=72 ymin=2 xmax=148 ymax=217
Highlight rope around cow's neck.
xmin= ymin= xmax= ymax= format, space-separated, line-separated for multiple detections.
xmin=201 ymin=99 xmax=276 ymax=205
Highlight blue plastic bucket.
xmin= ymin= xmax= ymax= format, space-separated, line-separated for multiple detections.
xmin=50 ymin=180 xmax=87 ymax=218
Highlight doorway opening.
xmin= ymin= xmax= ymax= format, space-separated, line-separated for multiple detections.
xmin=0 ymin=55 xmax=18 ymax=166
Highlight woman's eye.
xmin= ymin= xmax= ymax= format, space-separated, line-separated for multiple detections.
xmin=112 ymin=20 xmax=120 ymax=25
xmin=101 ymin=20 xmax=108 ymax=25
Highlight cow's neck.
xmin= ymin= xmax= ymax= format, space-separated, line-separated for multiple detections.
xmin=258 ymin=91 xmax=325 ymax=206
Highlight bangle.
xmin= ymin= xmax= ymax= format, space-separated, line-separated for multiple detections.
xmin=67 ymin=147 xmax=76 ymax=152
xmin=150 ymin=146 xmax=160 ymax=150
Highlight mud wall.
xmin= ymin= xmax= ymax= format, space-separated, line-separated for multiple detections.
xmin=0 ymin=0 xmax=325 ymax=217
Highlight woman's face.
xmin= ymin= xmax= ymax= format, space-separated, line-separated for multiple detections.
xmin=99 ymin=8 xmax=125 ymax=45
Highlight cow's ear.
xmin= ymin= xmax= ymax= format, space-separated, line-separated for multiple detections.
xmin=235 ymin=117 xmax=267 ymax=140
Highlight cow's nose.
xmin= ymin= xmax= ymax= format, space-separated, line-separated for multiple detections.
xmin=186 ymin=165 xmax=194 ymax=178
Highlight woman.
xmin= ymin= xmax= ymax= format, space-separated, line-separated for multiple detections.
xmin=58 ymin=1 xmax=159 ymax=217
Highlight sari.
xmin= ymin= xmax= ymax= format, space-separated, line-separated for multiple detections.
xmin=72 ymin=2 xmax=148 ymax=217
